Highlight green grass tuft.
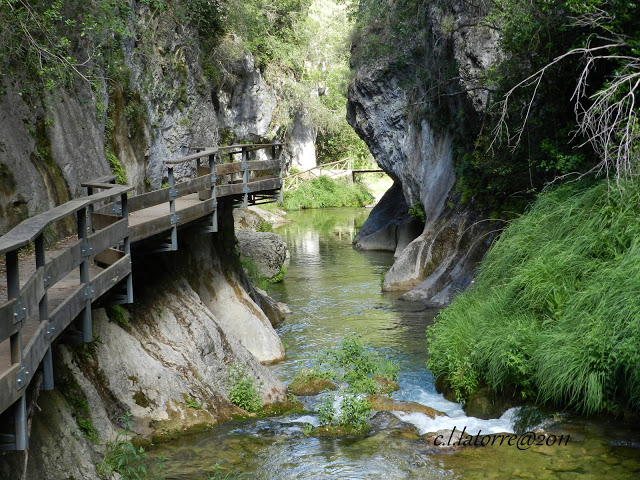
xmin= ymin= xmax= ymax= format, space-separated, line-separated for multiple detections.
xmin=427 ymin=179 xmax=640 ymax=415
xmin=282 ymin=176 xmax=373 ymax=210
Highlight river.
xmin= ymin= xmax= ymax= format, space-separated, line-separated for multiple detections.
xmin=149 ymin=208 xmax=640 ymax=479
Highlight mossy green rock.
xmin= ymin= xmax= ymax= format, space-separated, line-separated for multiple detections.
xmin=289 ymin=376 xmax=336 ymax=396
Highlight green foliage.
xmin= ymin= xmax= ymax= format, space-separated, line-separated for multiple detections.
xmin=184 ymin=395 xmax=202 ymax=409
xmin=227 ymin=363 xmax=263 ymax=414
xmin=206 ymin=462 xmax=247 ymax=480
xmin=97 ymin=413 xmax=148 ymax=480
xmin=106 ymin=305 xmax=129 ymax=328
xmin=427 ymin=179 xmax=640 ymax=415
xmin=293 ymin=337 xmax=396 ymax=431
xmin=269 ymin=265 xmax=287 ymax=284
xmin=77 ymin=418 xmax=100 ymax=444
xmin=338 ymin=395 xmax=372 ymax=433
xmin=106 ymin=148 xmax=128 ymax=185
xmin=407 ymin=200 xmax=426 ymax=224
xmin=256 ymin=220 xmax=274 ymax=232
xmin=318 ymin=336 xmax=398 ymax=393
xmin=239 ymin=255 xmax=270 ymax=290
xmin=317 ymin=393 xmax=372 ymax=433
xmin=58 ymin=365 xmax=101 ymax=443
xmin=282 ymin=175 xmax=373 ymax=210
xmin=317 ymin=395 xmax=337 ymax=425
xmin=73 ymin=334 xmax=103 ymax=361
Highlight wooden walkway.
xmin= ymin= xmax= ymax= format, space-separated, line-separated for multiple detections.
xmin=0 ymin=143 xmax=283 ymax=450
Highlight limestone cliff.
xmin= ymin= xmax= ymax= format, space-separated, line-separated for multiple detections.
xmin=348 ymin=0 xmax=499 ymax=305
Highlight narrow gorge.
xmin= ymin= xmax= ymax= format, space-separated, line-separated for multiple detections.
xmin=1 ymin=0 xmax=639 ymax=479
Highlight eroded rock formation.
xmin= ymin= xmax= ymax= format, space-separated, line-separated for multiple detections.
xmin=348 ymin=0 xmax=499 ymax=304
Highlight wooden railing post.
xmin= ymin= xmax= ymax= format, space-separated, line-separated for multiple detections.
xmin=87 ymin=185 xmax=94 ymax=233
xmin=121 ymin=193 xmax=134 ymax=303
xmin=277 ymin=145 xmax=284 ymax=202
xmin=35 ymin=235 xmax=54 ymax=391
xmin=242 ymin=146 xmax=250 ymax=208
xmin=168 ymin=166 xmax=178 ymax=250
xmin=77 ymin=207 xmax=93 ymax=343
xmin=6 ymin=249 xmax=27 ymax=450
xmin=208 ymin=153 xmax=218 ymax=232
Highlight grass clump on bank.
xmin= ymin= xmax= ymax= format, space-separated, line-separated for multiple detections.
xmin=427 ymin=179 xmax=640 ymax=416
xmin=282 ymin=176 xmax=373 ymax=210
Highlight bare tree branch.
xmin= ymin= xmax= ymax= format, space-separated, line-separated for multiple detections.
xmin=489 ymin=12 xmax=639 ymax=184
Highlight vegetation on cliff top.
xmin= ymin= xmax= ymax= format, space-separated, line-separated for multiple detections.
xmin=350 ymin=0 xmax=639 ymax=213
xmin=427 ymin=179 xmax=640 ymax=416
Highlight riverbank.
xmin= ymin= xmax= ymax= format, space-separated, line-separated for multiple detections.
xmin=428 ymin=179 xmax=640 ymax=419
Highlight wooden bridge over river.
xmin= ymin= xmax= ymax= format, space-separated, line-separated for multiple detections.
xmin=0 ymin=143 xmax=284 ymax=451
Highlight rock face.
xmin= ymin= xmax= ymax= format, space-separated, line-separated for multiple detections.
xmin=347 ymin=0 xmax=500 ymax=305
xmin=236 ymin=230 xmax=288 ymax=279
xmin=383 ymin=205 xmax=495 ymax=306
xmin=286 ymin=111 xmax=317 ymax=171
xmin=353 ymin=183 xmax=422 ymax=257
xmin=23 ymin=390 xmax=104 ymax=480
xmin=0 ymin=204 xmax=288 ymax=477
xmin=215 ymin=52 xmax=278 ymax=144
xmin=0 ymin=81 xmax=111 ymax=235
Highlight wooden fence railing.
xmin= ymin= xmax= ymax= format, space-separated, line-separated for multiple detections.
xmin=0 ymin=143 xmax=284 ymax=450
xmin=283 ymin=158 xmax=352 ymax=191
xmin=0 ymin=179 xmax=133 ymax=450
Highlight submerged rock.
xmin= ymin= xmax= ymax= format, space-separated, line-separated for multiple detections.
xmin=369 ymin=411 xmax=420 ymax=438
xmin=464 ymin=386 xmax=521 ymax=420
xmin=374 ymin=377 xmax=400 ymax=394
xmin=368 ymin=395 xmax=446 ymax=419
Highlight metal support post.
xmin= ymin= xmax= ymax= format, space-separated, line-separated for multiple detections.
xmin=35 ymin=235 xmax=54 ymax=390
xmin=121 ymin=193 xmax=134 ymax=303
xmin=87 ymin=186 xmax=94 ymax=233
xmin=6 ymin=250 xmax=27 ymax=450
xmin=209 ymin=154 xmax=218 ymax=232
xmin=277 ymin=145 xmax=284 ymax=202
xmin=242 ymin=147 xmax=249 ymax=208
xmin=168 ymin=166 xmax=178 ymax=250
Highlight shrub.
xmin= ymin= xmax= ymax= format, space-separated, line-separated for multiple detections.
xmin=338 ymin=395 xmax=372 ymax=433
xmin=97 ymin=413 xmax=147 ymax=480
xmin=407 ymin=200 xmax=426 ymax=224
xmin=227 ymin=363 xmax=263 ymax=414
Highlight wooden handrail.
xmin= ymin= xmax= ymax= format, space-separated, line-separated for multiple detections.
xmin=0 ymin=184 xmax=132 ymax=255
xmin=283 ymin=157 xmax=350 ymax=181
xmin=166 ymin=143 xmax=284 ymax=166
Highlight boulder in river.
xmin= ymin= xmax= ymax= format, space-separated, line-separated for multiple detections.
xmin=236 ymin=230 xmax=288 ymax=279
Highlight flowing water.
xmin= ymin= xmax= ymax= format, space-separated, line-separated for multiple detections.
xmin=150 ymin=208 xmax=640 ymax=479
